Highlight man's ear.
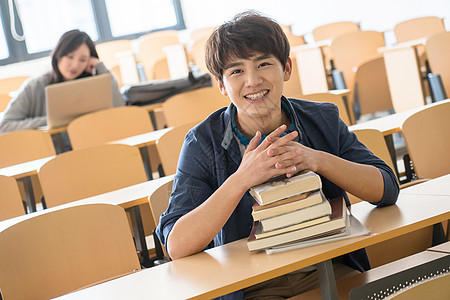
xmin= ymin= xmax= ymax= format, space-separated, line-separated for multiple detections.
xmin=284 ymin=57 xmax=293 ymax=82
xmin=216 ymin=77 xmax=228 ymax=96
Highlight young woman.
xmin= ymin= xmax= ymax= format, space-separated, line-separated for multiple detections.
xmin=0 ymin=29 xmax=124 ymax=133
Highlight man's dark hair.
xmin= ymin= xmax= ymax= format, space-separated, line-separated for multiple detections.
xmin=205 ymin=10 xmax=290 ymax=84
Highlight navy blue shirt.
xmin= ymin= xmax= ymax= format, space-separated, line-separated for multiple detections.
xmin=156 ymin=97 xmax=399 ymax=299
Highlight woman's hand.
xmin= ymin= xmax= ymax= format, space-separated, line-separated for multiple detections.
xmin=85 ymin=57 xmax=100 ymax=74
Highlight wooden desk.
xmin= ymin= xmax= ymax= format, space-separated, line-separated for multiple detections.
xmin=0 ymin=156 xmax=54 ymax=212
xmin=401 ymin=174 xmax=450 ymax=196
xmin=56 ymin=192 xmax=450 ymax=300
xmin=109 ymin=127 xmax=172 ymax=179
xmin=0 ymin=175 xmax=174 ymax=267
xmin=292 ymin=40 xmax=331 ymax=95
xmin=349 ymin=99 xmax=450 ymax=178
xmin=428 ymin=241 xmax=450 ymax=254
xmin=379 ymin=38 xmax=427 ymax=113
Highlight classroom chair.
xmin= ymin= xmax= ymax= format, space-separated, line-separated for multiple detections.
xmin=393 ymin=16 xmax=445 ymax=44
xmin=350 ymin=128 xmax=435 ymax=268
xmin=151 ymin=56 xmax=172 ymax=80
xmin=353 ymin=56 xmax=393 ymax=118
xmin=0 ymin=93 xmax=11 ymax=112
xmin=425 ymin=32 xmax=450 ymax=99
xmin=189 ymin=35 xmax=210 ymax=74
xmin=301 ymin=92 xmax=353 ymax=126
xmin=148 ymin=178 xmax=174 ymax=264
xmin=0 ymin=76 xmax=29 ymax=95
xmin=401 ymin=101 xmax=450 ymax=180
xmin=283 ymin=56 xmax=303 ymax=99
xmin=67 ymin=106 xmax=154 ymax=150
xmin=0 ymin=175 xmax=26 ymax=221
xmin=189 ymin=26 xmax=216 ymax=43
xmin=311 ymin=21 xmax=360 ymax=72
xmin=0 ymin=130 xmax=56 ymax=211
xmin=156 ymin=122 xmax=197 ymax=176
xmin=137 ymin=30 xmax=180 ymax=81
xmin=96 ymin=39 xmax=133 ymax=69
xmin=162 ymin=86 xmax=230 ymax=127
xmin=0 ymin=204 xmax=140 ymax=300
xmin=330 ymin=31 xmax=386 ymax=119
xmin=67 ymin=105 xmax=158 ymax=180
xmin=281 ymin=25 xmax=305 ymax=48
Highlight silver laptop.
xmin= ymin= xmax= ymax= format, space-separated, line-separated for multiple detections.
xmin=45 ymin=73 xmax=113 ymax=129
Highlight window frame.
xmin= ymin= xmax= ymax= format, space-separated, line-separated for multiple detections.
xmin=0 ymin=0 xmax=185 ymax=66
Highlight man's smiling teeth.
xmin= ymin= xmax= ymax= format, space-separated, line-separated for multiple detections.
xmin=245 ymin=90 xmax=268 ymax=100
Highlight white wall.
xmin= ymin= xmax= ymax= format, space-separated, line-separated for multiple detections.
xmin=1 ymin=0 xmax=449 ymax=79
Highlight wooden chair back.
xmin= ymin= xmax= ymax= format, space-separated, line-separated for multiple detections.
xmin=425 ymin=32 xmax=450 ymax=98
xmin=96 ymin=39 xmax=133 ymax=69
xmin=312 ymin=21 xmax=360 ymax=42
xmin=0 ymin=175 xmax=25 ymax=221
xmin=0 ymin=130 xmax=56 ymax=168
xmin=330 ymin=31 xmax=385 ymax=109
xmin=301 ymin=92 xmax=352 ymax=126
xmin=137 ymin=30 xmax=179 ymax=81
xmin=189 ymin=26 xmax=216 ymax=43
xmin=281 ymin=25 xmax=305 ymax=47
xmin=156 ymin=122 xmax=197 ymax=175
xmin=401 ymin=101 xmax=450 ymax=179
xmin=0 ymin=76 xmax=30 ymax=95
xmin=283 ymin=56 xmax=303 ymax=98
xmin=109 ymin=64 xmax=123 ymax=87
xmin=189 ymin=35 xmax=209 ymax=73
xmin=352 ymin=129 xmax=397 ymax=177
xmin=38 ymin=144 xmax=147 ymax=207
xmin=148 ymin=179 xmax=174 ymax=227
xmin=0 ymin=93 xmax=11 ymax=111
xmin=0 ymin=204 xmax=140 ymax=300
xmin=354 ymin=56 xmax=393 ymax=116
xmin=162 ymin=86 xmax=230 ymax=127
xmin=152 ymin=57 xmax=171 ymax=80
xmin=67 ymin=106 xmax=153 ymax=150
xmin=394 ymin=16 xmax=445 ymax=44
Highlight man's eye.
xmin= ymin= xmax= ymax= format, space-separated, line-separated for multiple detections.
xmin=259 ymin=62 xmax=271 ymax=68
xmin=230 ymin=69 xmax=242 ymax=75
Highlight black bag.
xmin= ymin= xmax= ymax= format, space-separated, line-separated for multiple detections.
xmin=121 ymin=71 xmax=212 ymax=106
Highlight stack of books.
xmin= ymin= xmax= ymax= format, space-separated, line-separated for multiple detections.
xmin=247 ymin=170 xmax=369 ymax=252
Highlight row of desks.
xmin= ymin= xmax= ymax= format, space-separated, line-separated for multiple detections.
xmin=51 ymin=175 xmax=449 ymax=299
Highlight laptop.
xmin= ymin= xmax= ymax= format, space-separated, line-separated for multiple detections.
xmin=44 ymin=73 xmax=113 ymax=129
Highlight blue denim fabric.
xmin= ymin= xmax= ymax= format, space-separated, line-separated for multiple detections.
xmin=156 ymin=97 xmax=399 ymax=299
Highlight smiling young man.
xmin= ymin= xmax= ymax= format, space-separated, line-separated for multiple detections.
xmin=156 ymin=11 xmax=399 ymax=299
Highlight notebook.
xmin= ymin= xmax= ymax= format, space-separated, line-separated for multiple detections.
xmin=44 ymin=74 xmax=113 ymax=129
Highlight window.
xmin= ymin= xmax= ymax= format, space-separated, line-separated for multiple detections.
xmin=0 ymin=0 xmax=185 ymax=65
xmin=105 ymin=0 xmax=178 ymax=37
xmin=17 ymin=0 xmax=98 ymax=53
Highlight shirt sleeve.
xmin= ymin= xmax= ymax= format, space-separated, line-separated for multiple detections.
xmin=0 ymin=79 xmax=47 ymax=133
xmin=155 ymin=128 xmax=217 ymax=249
xmin=95 ymin=62 xmax=125 ymax=107
xmin=336 ymin=113 xmax=399 ymax=207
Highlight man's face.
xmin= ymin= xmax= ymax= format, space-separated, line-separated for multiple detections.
xmin=217 ymin=53 xmax=291 ymax=123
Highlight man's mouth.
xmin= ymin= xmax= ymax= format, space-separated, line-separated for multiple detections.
xmin=245 ymin=90 xmax=269 ymax=101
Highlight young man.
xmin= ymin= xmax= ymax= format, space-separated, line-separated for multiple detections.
xmin=156 ymin=11 xmax=399 ymax=299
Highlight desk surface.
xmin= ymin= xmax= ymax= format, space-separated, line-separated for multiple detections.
xmin=0 ymin=156 xmax=54 ymax=179
xmin=56 ymin=191 xmax=450 ymax=300
xmin=108 ymin=127 xmax=172 ymax=148
xmin=401 ymin=174 xmax=450 ymax=196
xmin=0 ymin=175 xmax=174 ymax=233
xmin=428 ymin=241 xmax=450 ymax=254
xmin=349 ymin=99 xmax=450 ymax=136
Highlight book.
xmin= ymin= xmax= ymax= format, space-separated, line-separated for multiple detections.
xmin=254 ymin=215 xmax=330 ymax=239
xmin=247 ymin=197 xmax=347 ymax=252
xmin=249 ymin=170 xmax=322 ymax=205
xmin=252 ymin=190 xmax=326 ymax=221
xmin=260 ymin=196 xmax=331 ymax=232
xmin=265 ymin=214 xmax=371 ymax=254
